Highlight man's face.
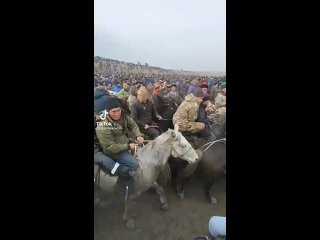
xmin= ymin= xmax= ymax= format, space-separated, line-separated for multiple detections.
xmin=160 ymin=82 xmax=166 ymax=90
xmin=171 ymin=86 xmax=177 ymax=92
xmin=108 ymin=107 xmax=121 ymax=121
xmin=201 ymin=99 xmax=210 ymax=106
xmin=123 ymin=83 xmax=130 ymax=91
xmin=137 ymin=92 xmax=147 ymax=102
xmin=202 ymin=88 xmax=208 ymax=94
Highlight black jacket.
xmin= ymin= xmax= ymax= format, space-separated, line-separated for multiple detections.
xmin=131 ymin=99 xmax=159 ymax=129
xmin=196 ymin=105 xmax=211 ymax=126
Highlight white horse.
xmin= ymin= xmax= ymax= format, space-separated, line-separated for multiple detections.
xmin=123 ymin=124 xmax=199 ymax=227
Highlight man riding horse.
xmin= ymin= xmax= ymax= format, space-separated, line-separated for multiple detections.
xmin=95 ymin=96 xmax=145 ymax=193
xmin=94 ymin=92 xmax=135 ymax=177
xmin=172 ymin=88 xmax=205 ymax=142
xmin=94 ymin=144 xmax=133 ymax=177
xmin=131 ymin=87 xmax=162 ymax=140
xmin=196 ymin=94 xmax=216 ymax=141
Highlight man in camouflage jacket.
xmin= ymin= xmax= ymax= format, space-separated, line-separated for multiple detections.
xmin=173 ymin=88 xmax=205 ymax=134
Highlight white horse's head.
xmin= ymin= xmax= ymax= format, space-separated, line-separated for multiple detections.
xmin=168 ymin=124 xmax=199 ymax=164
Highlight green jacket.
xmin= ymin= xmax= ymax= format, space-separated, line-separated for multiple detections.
xmin=95 ymin=112 xmax=143 ymax=156
xmin=117 ymin=88 xmax=129 ymax=97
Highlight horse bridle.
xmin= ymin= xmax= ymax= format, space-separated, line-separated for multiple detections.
xmin=177 ymin=144 xmax=194 ymax=159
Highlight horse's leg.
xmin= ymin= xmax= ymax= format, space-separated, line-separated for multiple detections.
xmin=123 ymin=185 xmax=135 ymax=229
xmin=152 ymin=181 xmax=169 ymax=211
xmin=128 ymin=190 xmax=142 ymax=200
xmin=176 ymin=162 xmax=199 ymax=199
xmin=204 ymin=177 xmax=217 ymax=204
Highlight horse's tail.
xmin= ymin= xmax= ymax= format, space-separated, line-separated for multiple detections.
xmin=156 ymin=162 xmax=171 ymax=186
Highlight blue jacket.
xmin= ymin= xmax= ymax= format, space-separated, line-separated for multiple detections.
xmin=94 ymin=88 xmax=110 ymax=113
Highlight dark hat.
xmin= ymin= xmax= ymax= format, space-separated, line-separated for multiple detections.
xmin=129 ymin=85 xmax=138 ymax=96
xmin=203 ymin=94 xmax=211 ymax=102
xmin=194 ymin=87 xmax=205 ymax=98
xmin=171 ymin=84 xmax=177 ymax=88
xmin=105 ymin=96 xmax=121 ymax=111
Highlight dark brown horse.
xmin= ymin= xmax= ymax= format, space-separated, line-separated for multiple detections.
xmin=169 ymin=138 xmax=226 ymax=204
xmin=152 ymin=93 xmax=177 ymax=132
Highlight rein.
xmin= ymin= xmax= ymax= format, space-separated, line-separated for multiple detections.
xmin=200 ymin=138 xmax=226 ymax=153
xmin=134 ymin=143 xmax=144 ymax=170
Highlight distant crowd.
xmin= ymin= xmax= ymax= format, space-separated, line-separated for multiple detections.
xmin=94 ymin=72 xmax=226 ymax=100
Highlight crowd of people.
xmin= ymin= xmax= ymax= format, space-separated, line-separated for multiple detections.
xmin=94 ymin=60 xmax=226 ymax=239
xmin=94 ymin=56 xmax=173 ymax=76
xmin=94 ymin=71 xmax=226 ymax=185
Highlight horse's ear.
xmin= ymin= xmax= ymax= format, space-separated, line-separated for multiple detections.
xmin=171 ymin=130 xmax=176 ymax=139
xmin=195 ymin=149 xmax=203 ymax=161
xmin=174 ymin=124 xmax=179 ymax=133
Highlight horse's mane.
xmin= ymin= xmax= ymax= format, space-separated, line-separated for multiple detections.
xmin=134 ymin=130 xmax=174 ymax=188
xmin=139 ymin=130 xmax=172 ymax=158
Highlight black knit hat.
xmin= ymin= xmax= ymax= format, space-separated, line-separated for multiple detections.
xmin=105 ymin=96 xmax=121 ymax=111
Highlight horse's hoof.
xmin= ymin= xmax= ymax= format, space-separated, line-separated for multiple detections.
xmin=177 ymin=191 xmax=185 ymax=199
xmin=126 ymin=218 xmax=135 ymax=229
xmin=160 ymin=203 xmax=169 ymax=211
xmin=210 ymin=197 xmax=217 ymax=204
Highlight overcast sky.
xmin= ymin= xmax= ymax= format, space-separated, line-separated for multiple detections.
xmin=94 ymin=0 xmax=225 ymax=72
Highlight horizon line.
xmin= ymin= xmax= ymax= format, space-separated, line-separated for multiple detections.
xmin=94 ymin=56 xmax=226 ymax=74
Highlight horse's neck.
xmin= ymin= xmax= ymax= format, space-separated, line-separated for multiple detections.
xmin=211 ymin=122 xmax=226 ymax=138
xmin=134 ymin=140 xmax=172 ymax=191
xmin=139 ymin=141 xmax=172 ymax=168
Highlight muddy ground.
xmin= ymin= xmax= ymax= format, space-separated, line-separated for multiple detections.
xmin=94 ymin=169 xmax=226 ymax=240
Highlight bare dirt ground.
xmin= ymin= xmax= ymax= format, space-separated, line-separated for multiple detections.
xmin=94 ymin=169 xmax=226 ymax=240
